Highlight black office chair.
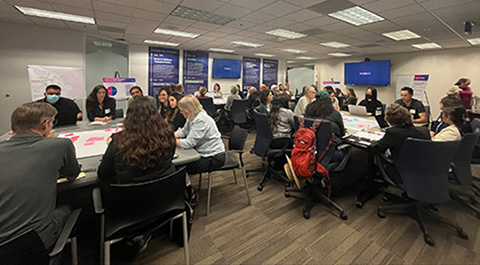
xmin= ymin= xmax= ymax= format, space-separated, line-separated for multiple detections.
xmin=93 ymin=167 xmax=189 ymax=265
xmin=230 ymin=99 xmax=248 ymax=125
xmin=376 ymin=138 xmax=468 ymax=246
xmin=469 ymin=118 xmax=480 ymax=196
xmin=198 ymin=97 xmax=218 ymax=119
xmin=114 ymin=109 xmax=124 ymax=118
xmin=0 ymin=208 xmax=82 ymax=265
xmin=197 ymin=125 xmax=251 ymax=215
xmin=247 ymin=110 xmax=290 ymax=191
xmin=285 ymin=117 xmax=350 ymax=220
xmin=449 ymin=131 xmax=480 ymax=218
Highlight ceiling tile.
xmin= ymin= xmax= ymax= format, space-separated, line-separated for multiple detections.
xmin=96 ymin=19 xmax=127 ymax=29
xmin=135 ymin=0 xmax=177 ymax=14
xmin=93 ymin=1 xmax=132 ymax=16
xmin=180 ymin=0 xmax=225 ymax=12
xmin=283 ymin=0 xmax=328 ymax=8
xmin=188 ymin=21 xmax=222 ymax=31
xmin=282 ymin=9 xmax=322 ymax=23
xmin=224 ymin=19 xmax=256 ymax=29
xmin=132 ymin=9 xmax=167 ymax=22
xmin=239 ymin=11 xmax=276 ymax=24
xmin=53 ymin=5 xmax=93 ymax=17
xmin=214 ymin=3 xmax=253 ymax=18
xmin=363 ymin=0 xmax=415 ymax=13
xmin=302 ymin=16 xmax=337 ymax=27
xmin=265 ymin=17 xmax=296 ymax=28
xmin=5 ymin=0 xmax=53 ymax=10
xmin=284 ymin=23 xmax=314 ymax=32
xmin=50 ymin=0 xmax=91 ymax=9
xmin=162 ymin=15 xmax=195 ymax=27
xmin=257 ymin=1 xmax=302 ymax=17
xmin=227 ymin=0 xmax=277 ymax=10
xmin=94 ymin=0 xmax=135 ymax=8
xmin=95 ymin=11 xmax=127 ymax=23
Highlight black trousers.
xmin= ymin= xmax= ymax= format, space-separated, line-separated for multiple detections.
xmin=186 ymin=152 xmax=226 ymax=174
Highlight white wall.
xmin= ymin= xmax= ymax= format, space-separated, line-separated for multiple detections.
xmin=314 ymin=46 xmax=480 ymax=118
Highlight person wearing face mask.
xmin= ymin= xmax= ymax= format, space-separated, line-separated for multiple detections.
xmin=358 ymin=87 xmax=384 ymax=116
xmin=35 ymin=84 xmax=82 ymax=126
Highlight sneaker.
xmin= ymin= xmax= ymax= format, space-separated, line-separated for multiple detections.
xmin=190 ymin=189 xmax=199 ymax=207
xmin=132 ymin=234 xmax=152 ymax=253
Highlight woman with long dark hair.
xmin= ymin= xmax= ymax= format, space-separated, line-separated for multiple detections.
xmin=358 ymin=87 xmax=383 ymax=116
xmin=98 ymin=96 xmax=176 ymax=183
xmin=86 ymin=85 xmax=116 ymax=122
xmin=256 ymin=89 xmax=273 ymax=114
xmin=157 ymin=86 xmax=171 ymax=117
xmin=165 ymin=91 xmax=186 ymax=131
xmin=343 ymin=88 xmax=357 ymax=110
xmin=269 ymin=94 xmax=294 ymax=139
xmin=432 ymin=106 xmax=471 ymax=141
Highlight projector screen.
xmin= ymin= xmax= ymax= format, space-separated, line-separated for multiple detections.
xmin=344 ymin=60 xmax=390 ymax=86
xmin=212 ymin=58 xmax=242 ymax=78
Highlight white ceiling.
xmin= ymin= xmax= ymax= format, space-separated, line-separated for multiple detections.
xmin=1 ymin=0 xmax=479 ymax=63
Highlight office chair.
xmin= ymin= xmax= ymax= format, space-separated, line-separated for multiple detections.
xmin=285 ymin=117 xmax=350 ymax=220
xmin=0 ymin=209 xmax=82 ymax=265
xmin=114 ymin=109 xmax=124 ymax=118
xmin=230 ymin=99 xmax=248 ymax=125
xmin=247 ymin=110 xmax=291 ymax=191
xmin=197 ymin=125 xmax=251 ymax=215
xmin=198 ymin=97 xmax=218 ymax=119
xmin=449 ymin=131 xmax=480 ymax=218
xmin=469 ymin=118 xmax=480 ymax=196
xmin=93 ymin=167 xmax=189 ymax=265
xmin=376 ymin=138 xmax=468 ymax=246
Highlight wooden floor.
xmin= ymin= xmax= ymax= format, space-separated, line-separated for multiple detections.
xmin=109 ymin=132 xmax=480 ymax=264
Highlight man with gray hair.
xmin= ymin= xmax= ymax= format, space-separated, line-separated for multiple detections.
xmin=294 ymin=85 xmax=316 ymax=116
xmin=225 ymin=85 xmax=242 ymax=110
xmin=247 ymin=86 xmax=260 ymax=110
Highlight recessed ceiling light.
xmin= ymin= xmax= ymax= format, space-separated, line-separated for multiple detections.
xmin=382 ymin=29 xmax=421 ymax=41
xmin=15 ymin=5 xmax=95 ymax=24
xmin=265 ymin=29 xmax=307 ymax=39
xmin=154 ymin=28 xmax=199 ymax=38
xmin=255 ymin=53 xmax=275 ymax=57
xmin=208 ymin=48 xmax=234 ymax=53
xmin=281 ymin=48 xmax=306 ymax=54
xmin=467 ymin=38 xmax=480 ymax=45
xmin=171 ymin=5 xmax=235 ymax=26
xmin=412 ymin=43 xmax=442 ymax=49
xmin=328 ymin=53 xmax=351 ymax=57
xmin=328 ymin=6 xmax=384 ymax=26
xmin=297 ymin=56 xmax=316 ymax=60
xmin=231 ymin=41 xmax=264 ymax=48
xmin=93 ymin=40 xmax=112 ymax=47
xmin=144 ymin=40 xmax=180 ymax=47
xmin=320 ymin=41 xmax=351 ymax=48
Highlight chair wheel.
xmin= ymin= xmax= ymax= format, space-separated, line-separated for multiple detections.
xmin=356 ymin=201 xmax=363 ymax=209
xmin=457 ymin=229 xmax=469 ymax=240
xmin=424 ymin=234 xmax=435 ymax=246
xmin=284 ymin=191 xmax=291 ymax=198
xmin=340 ymin=212 xmax=348 ymax=220
xmin=257 ymin=185 xmax=263 ymax=191
xmin=303 ymin=209 xmax=310 ymax=219
xmin=377 ymin=210 xmax=386 ymax=218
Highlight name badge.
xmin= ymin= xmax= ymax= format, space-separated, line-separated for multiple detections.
xmin=105 ymin=108 xmax=111 ymax=114
xmin=410 ymin=109 xmax=416 ymax=114
xmin=375 ymin=109 xmax=382 ymax=116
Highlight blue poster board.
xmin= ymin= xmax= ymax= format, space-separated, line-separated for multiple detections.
xmin=148 ymin=47 xmax=179 ymax=97
xmin=183 ymin=50 xmax=209 ymax=95
xmin=242 ymin=57 xmax=260 ymax=91
xmin=262 ymin=59 xmax=278 ymax=87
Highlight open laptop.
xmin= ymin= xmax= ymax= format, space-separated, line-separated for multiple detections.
xmin=347 ymin=105 xmax=369 ymax=116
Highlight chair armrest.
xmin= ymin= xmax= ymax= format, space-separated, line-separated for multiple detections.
xmin=49 ymin=208 xmax=82 ymax=257
xmin=373 ymin=153 xmax=396 ymax=186
xmin=337 ymin=144 xmax=351 ymax=151
xmin=92 ymin=187 xmax=104 ymax=214
xmin=376 ymin=150 xmax=393 ymax=164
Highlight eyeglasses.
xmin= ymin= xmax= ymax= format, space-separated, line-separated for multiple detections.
xmin=44 ymin=118 xmax=58 ymax=126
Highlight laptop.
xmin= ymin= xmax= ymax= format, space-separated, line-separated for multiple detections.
xmin=347 ymin=105 xmax=369 ymax=116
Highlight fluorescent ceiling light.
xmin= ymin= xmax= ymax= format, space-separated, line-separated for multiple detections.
xmin=265 ymin=29 xmax=307 ymax=39
xmin=154 ymin=28 xmax=199 ymax=38
xmin=328 ymin=6 xmax=384 ymax=26
xmin=144 ymin=40 xmax=179 ymax=47
xmin=171 ymin=5 xmax=235 ymax=26
xmin=286 ymin=61 xmax=296 ymax=64
xmin=231 ymin=41 xmax=263 ymax=48
xmin=208 ymin=48 xmax=234 ymax=53
xmin=15 ymin=5 xmax=95 ymax=24
xmin=382 ymin=29 xmax=421 ymax=41
xmin=255 ymin=53 xmax=275 ymax=57
xmin=281 ymin=48 xmax=306 ymax=54
xmin=93 ymin=40 xmax=112 ymax=47
xmin=320 ymin=41 xmax=350 ymax=48
xmin=297 ymin=56 xmax=316 ymax=60
xmin=467 ymin=38 xmax=480 ymax=45
xmin=328 ymin=53 xmax=351 ymax=57
xmin=412 ymin=43 xmax=442 ymax=49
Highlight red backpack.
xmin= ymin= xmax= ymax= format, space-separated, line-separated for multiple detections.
xmin=291 ymin=117 xmax=334 ymax=180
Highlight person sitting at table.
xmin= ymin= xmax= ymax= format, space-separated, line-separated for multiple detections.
xmin=157 ymin=86 xmax=171 ymax=117
xmin=225 ymin=85 xmax=242 ymax=111
xmin=175 ymin=95 xmax=225 ymax=175
xmin=256 ymin=89 xmax=273 ymax=114
xmin=0 ymin=102 xmax=80 ymax=253
xmin=294 ymin=85 xmax=316 ymax=116
xmin=325 ymin=87 xmax=341 ymax=111
xmin=343 ymin=88 xmax=357 ymax=111
xmin=269 ymin=94 xmax=294 ymax=148
xmin=431 ymin=95 xmax=463 ymax=136
xmin=165 ymin=91 xmax=186 ymax=131
xmin=394 ymin=86 xmax=427 ymax=124
xmin=196 ymin=86 xmax=208 ymax=98
xmin=305 ymin=91 xmax=345 ymax=146
xmin=358 ymin=87 xmax=384 ymax=116
xmin=374 ymin=104 xmax=430 ymax=184
xmin=36 ymin=84 xmax=82 ymax=126
xmin=127 ymin=86 xmax=156 ymax=107
xmin=213 ymin=83 xmax=222 ymax=98
xmin=246 ymin=86 xmax=260 ymax=110
xmin=86 ymin=85 xmax=116 ymax=122
xmin=432 ymin=106 xmax=471 ymax=141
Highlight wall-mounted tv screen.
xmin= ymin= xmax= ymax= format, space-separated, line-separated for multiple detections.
xmin=212 ymin=58 xmax=242 ymax=78
xmin=344 ymin=60 xmax=390 ymax=86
